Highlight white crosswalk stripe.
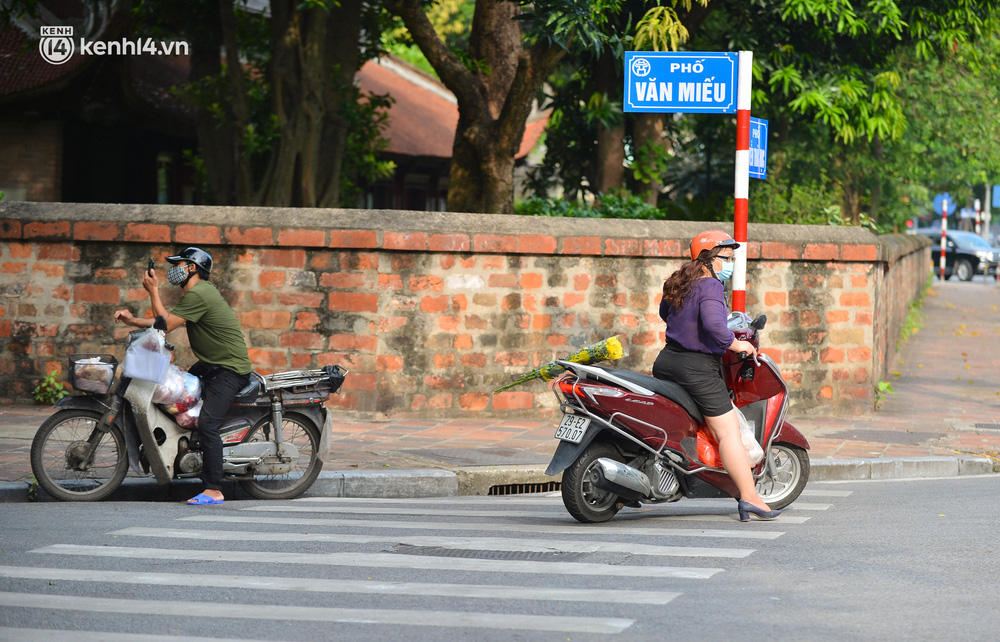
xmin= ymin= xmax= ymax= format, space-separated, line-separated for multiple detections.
xmin=3 ymin=489 xmax=843 ymax=638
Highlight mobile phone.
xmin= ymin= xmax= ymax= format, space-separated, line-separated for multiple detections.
xmin=147 ymin=258 xmax=155 ymax=276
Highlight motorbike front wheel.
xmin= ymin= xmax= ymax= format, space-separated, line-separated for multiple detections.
xmin=561 ymin=441 xmax=623 ymax=523
xmin=755 ymin=442 xmax=809 ymax=510
xmin=30 ymin=409 xmax=129 ymax=502
xmin=237 ymin=413 xmax=322 ymax=500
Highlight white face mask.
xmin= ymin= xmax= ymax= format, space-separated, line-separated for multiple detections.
xmin=167 ymin=264 xmax=191 ymax=286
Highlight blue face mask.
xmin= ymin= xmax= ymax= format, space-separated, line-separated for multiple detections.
xmin=717 ymin=259 xmax=734 ymax=282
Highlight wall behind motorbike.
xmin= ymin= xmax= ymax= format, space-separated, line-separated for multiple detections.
xmin=0 ymin=202 xmax=929 ymax=417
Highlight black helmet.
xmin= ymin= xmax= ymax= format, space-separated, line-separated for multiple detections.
xmin=166 ymin=247 xmax=213 ymax=274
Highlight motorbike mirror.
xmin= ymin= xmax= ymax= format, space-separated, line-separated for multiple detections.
xmin=750 ymin=314 xmax=767 ymax=331
xmin=152 ymin=315 xmax=168 ymax=331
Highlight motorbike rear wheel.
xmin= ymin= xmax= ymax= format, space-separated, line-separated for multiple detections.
xmin=237 ymin=413 xmax=322 ymax=500
xmin=561 ymin=441 xmax=623 ymax=523
xmin=30 ymin=409 xmax=128 ymax=502
xmin=755 ymin=442 xmax=809 ymax=510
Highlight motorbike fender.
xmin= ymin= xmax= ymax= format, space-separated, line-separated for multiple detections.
xmin=544 ymin=426 xmax=603 ymax=476
xmin=54 ymin=395 xmax=112 ymax=413
xmin=124 ymin=378 xmax=187 ymax=485
xmin=318 ymin=408 xmax=331 ymax=463
xmin=774 ymin=420 xmax=810 ymax=451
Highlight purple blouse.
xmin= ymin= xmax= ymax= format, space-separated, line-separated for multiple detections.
xmin=659 ymin=277 xmax=735 ymax=355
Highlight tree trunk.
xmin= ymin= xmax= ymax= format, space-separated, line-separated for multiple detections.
xmin=592 ymin=52 xmax=624 ymax=194
xmin=633 ymin=113 xmax=667 ymax=205
xmin=388 ymin=0 xmax=564 ymax=214
xmin=868 ymin=136 xmax=883 ymax=223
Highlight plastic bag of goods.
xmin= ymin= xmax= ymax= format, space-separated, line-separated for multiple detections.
xmin=163 ymin=373 xmax=202 ymax=415
xmin=73 ymin=357 xmax=115 ymax=394
xmin=152 ymin=365 xmax=185 ymax=404
xmin=122 ymin=328 xmax=170 ymax=383
xmin=174 ymin=399 xmax=203 ymax=429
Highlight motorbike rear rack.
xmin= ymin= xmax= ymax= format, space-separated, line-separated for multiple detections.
xmin=259 ymin=366 xmax=348 ymax=395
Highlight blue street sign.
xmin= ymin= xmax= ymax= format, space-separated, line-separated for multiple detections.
xmin=624 ymin=51 xmax=738 ymax=113
xmin=748 ymin=117 xmax=767 ymax=179
xmin=933 ymin=192 xmax=953 ymax=215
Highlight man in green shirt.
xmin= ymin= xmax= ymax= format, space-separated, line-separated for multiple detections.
xmin=114 ymin=247 xmax=251 ymax=505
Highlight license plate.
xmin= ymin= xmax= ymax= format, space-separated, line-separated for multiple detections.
xmin=554 ymin=414 xmax=590 ymax=443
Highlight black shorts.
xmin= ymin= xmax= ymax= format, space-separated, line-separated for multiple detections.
xmin=652 ymin=344 xmax=732 ymax=417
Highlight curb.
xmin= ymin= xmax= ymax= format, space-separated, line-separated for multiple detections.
xmin=2 ymin=455 xmax=994 ymax=503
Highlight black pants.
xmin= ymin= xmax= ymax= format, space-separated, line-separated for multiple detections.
xmin=652 ymin=344 xmax=732 ymax=417
xmin=189 ymin=362 xmax=250 ymax=491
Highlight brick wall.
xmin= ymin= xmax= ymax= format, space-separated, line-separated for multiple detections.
xmin=0 ymin=120 xmax=63 ymax=201
xmin=0 ymin=202 xmax=930 ymax=417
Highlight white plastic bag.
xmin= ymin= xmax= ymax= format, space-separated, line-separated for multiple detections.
xmin=174 ymin=399 xmax=203 ymax=429
xmin=735 ymin=404 xmax=764 ymax=465
xmin=122 ymin=328 xmax=170 ymax=383
xmin=152 ymin=364 xmax=186 ymax=404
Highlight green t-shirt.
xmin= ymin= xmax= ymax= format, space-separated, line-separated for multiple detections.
xmin=171 ymin=281 xmax=252 ymax=375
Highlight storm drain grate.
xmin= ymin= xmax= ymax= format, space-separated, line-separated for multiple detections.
xmin=487 ymin=481 xmax=561 ymax=496
xmin=974 ymin=423 xmax=1000 ymax=431
xmin=393 ymin=544 xmax=586 ymax=562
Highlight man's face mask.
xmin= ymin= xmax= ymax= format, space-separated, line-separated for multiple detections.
xmin=167 ymin=264 xmax=191 ymax=286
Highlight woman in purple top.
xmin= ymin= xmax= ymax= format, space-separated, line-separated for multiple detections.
xmin=652 ymin=230 xmax=780 ymax=521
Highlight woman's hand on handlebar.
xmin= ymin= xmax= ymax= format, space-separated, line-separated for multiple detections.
xmin=729 ymin=338 xmax=757 ymax=358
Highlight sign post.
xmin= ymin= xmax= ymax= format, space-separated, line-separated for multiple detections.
xmin=940 ymin=200 xmax=948 ymax=281
xmin=731 ymin=51 xmax=753 ymax=313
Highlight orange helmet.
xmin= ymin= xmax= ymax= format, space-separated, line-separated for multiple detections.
xmin=690 ymin=230 xmax=739 ymax=260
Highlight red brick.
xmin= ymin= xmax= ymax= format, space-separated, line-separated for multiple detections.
xmin=378 ymin=274 xmax=403 ymax=290
xmin=248 ymin=348 xmax=288 ymax=368
xmin=851 ymin=274 xmax=868 ymax=288
xmin=429 ymin=234 xmax=470 ymax=252
xmin=0 ymin=219 xmax=21 ymax=239
xmin=482 ymin=256 xmax=503 ymax=269
xmin=343 ymin=372 xmax=376 ymax=391
xmin=226 ymin=227 xmax=273 ymax=245
xmin=840 ymin=292 xmax=870 ymax=307
xmin=259 ymin=271 xmax=286 ymax=288
xmin=294 ymin=312 xmax=320 ymax=330
xmin=37 ymin=243 xmax=78 ymax=261
xmin=329 ymin=230 xmax=377 ymax=249
xmin=605 ymin=238 xmax=641 ymax=256
xmin=439 ymin=255 xmax=456 ymax=270
xmin=291 ymin=353 xmax=313 ymax=369
xmin=827 ymin=310 xmax=850 ymax=323
xmin=330 ymin=292 xmax=379 ymax=313
xmin=0 ymin=320 xmax=12 ymax=337
xmin=433 ymin=353 xmax=455 ymax=368
xmin=1 ymin=262 xmax=25 ymax=274
xmin=495 ymin=350 xmax=529 ymax=367
xmin=250 ymin=292 xmax=273 ymax=305
xmin=596 ymin=274 xmax=617 ymax=288
xmin=260 ymin=249 xmax=306 ymax=268
xmin=643 ymin=239 xmax=682 ymax=257
xmin=488 ymin=274 xmax=517 ymax=288
xmin=821 ymin=348 xmax=845 ymax=363
xmin=855 ymin=310 xmax=873 ymax=325
xmin=519 ymin=273 xmax=543 ymax=289
xmin=280 ymin=332 xmax=325 ymax=349
xmin=532 ymin=314 xmax=551 ymax=330
xmin=23 ymin=221 xmax=70 ymax=239
xmin=7 ymin=243 xmax=30 ymax=258
xmin=841 ymin=244 xmax=878 ymax=261
xmin=563 ymin=293 xmax=586 ymax=307
xmin=451 ymin=294 xmax=467 ymax=312
xmin=375 ymin=354 xmax=404 ymax=371
xmin=848 ymin=347 xmax=872 ymax=362
xmin=175 ymin=224 xmax=221 ymax=244
xmin=278 ymin=228 xmax=326 ymax=247
xmin=800 ymin=310 xmax=821 ymax=327
xmin=764 ymin=291 xmax=786 ymax=307
xmin=761 ymin=242 xmax=801 ymax=260
xmin=563 ymin=236 xmax=602 ymax=255
xmin=278 ymin=292 xmax=325 ymax=307
xmin=803 ymin=243 xmax=839 ymax=260
xmin=439 ymin=315 xmax=461 ymax=331
xmin=124 ymin=223 xmax=171 ymax=243
xmin=611 ymin=293 xmax=627 ymax=307
xmin=391 ymin=255 xmax=414 ymax=271
xmin=409 ymin=275 xmax=444 ymax=291
xmin=458 ymin=392 xmax=490 ymax=411
xmin=818 ymin=386 xmax=833 ymax=400
xmin=492 ymin=391 xmax=534 ymax=410
xmin=320 ymin=272 xmax=366 ymax=289
xmin=782 ymin=349 xmax=814 ymax=363
xmin=632 ymin=331 xmax=658 ymax=346
xmin=341 ymin=252 xmax=379 ymax=270
xmin=53 ymin=285 xmax=72 ymax=300
xmin=384 ymin=231 xmax=427 ymax=251
xmin=242 ymin=310 xmax=292 ymax=329
xmin=460 ymin=353 xmax=487 ymax=368
xmin=74 ymin=284 xmax=119 ymax=303
xmin=74 ymin=221 xmax=121 ymax=241
xmin=760 ymin=347 xmax=781 ymax=363
xmin=573 ymin=274 xmax=591 ymax=291
xmin=501 ymin=293 xmax=521 ymax=310
xmin=473 ymin=234 xmax=517 ymax=253
xmin=376 ymin=316 xmax=408 ymax=332
xmin=454 ymin=334 xmax=473 ymax=349
xmin=517 ymin=235 xmax=557 ymax=254
xmin=420 ymin=295 xmax=449 ymax=313
xmin=329 ymin=335 xmax=377 ymax=351
xmin=546 ymin=333 xmax=568 ymax=346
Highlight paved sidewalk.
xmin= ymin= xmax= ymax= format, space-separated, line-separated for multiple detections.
xmin=2 ymin=277 xmax=998 ymax=501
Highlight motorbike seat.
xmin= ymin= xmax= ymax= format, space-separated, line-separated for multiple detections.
xmin=232 ymin=373 xmax=261 ymax=404
xmin=600 ymin=368 xmax=705 ymax=424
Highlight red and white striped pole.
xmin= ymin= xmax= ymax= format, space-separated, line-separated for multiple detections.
xmin=975 ymin=198 xmax=981 ymax=235
xmin=939 ymin=200 xmax=948 ymax=281
xmin=732 ymin=50 xmax=752 ymax=313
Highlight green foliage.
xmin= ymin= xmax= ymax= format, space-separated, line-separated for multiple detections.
xmin=515 ymin=192 xmax=664 ymax=219
xmin=32 ymin=371 xmax=68 ymax=405
xmin=633 ymin=6 xmax=691 ymax=52
xmin=340 ymin=90 xmax=397 ymax=205
xmin=897 ymin=271 xmax=933 ymax=349
xmin=873 ymin=380 xmax=895 ymax=409
xmin=0 ymin=190 xmax=4 ymax=201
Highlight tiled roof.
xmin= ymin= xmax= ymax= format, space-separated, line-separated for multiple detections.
xmin=0 ymin=25 xmax=89 ymax=97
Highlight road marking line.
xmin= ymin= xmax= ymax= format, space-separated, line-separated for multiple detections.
xmin=0 ymin=592 xmax=634 ymax=634
xmin=0 ymin=566 xmax=679 ymax=606
xmin=0 ymin=628 xmax=267 ymax=642
xmin=181 ymin=515 xmax=785 ymax=540
xmin=800 ymin=490 xmax=852 ymax=497
xmin=111 ymin=527 xmax=755 ymax=559
xmin=34 ymin=545 xmax=722 ymax=579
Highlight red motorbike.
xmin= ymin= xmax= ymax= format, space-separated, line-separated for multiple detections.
xmin=546 ymin=312 xmax=810 ymax=523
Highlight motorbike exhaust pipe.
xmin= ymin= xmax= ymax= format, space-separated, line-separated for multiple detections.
xmin=590 ymin=458 xmax=652 ymax=501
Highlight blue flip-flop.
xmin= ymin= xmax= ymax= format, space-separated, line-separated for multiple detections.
xmin=187 ymin=493 xmax=224 ymax=506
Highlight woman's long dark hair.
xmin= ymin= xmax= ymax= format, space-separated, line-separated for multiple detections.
xmin=662 ymin=247 xmax=721 ymax=309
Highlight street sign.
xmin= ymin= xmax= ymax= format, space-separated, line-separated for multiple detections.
xmin=624 ymin=52 xmax=738 ymax=113
xmin=748 ymin=117 xmax=767 ymax=179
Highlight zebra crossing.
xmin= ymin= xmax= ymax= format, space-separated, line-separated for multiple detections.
xmin=0 ymin=489 xmax=846 ymax=638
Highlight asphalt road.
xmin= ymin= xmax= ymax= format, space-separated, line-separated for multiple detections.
xmin=1 ymin=475 xmax=999 ymax=641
